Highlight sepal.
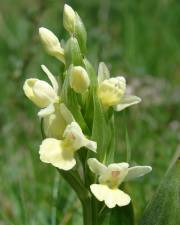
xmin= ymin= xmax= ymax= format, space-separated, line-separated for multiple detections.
xmin=65 ymin=37 xmax=83 ymax=67
xmin=74 ymin=13 xmax=87 ymax=54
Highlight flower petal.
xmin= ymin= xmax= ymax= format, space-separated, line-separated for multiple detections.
xmin=23 ymin=78 xmax=47 ymax=108
xmin=39 ymin=138 xmax=76 ymax=170
xmin=114 ymin=95 xmax=141 ymax=111
xmin=105 ymin=188 xmax=131 ymax=208
xmin=90 ymin=184 xmax=109 ymax=202
xmin=98 ymin=62 xmax=110 ymax=84
xmin=31 ymin=79 xmax=58 ymax=109
xmin=124 ymin=166 xmax=152 ymax=182
xmin=87 ymin=158 xmax=107 ymax=175
xmin=59 ymin=103 xmax=75 ymax=124
xmin=85 ymin=140 xmax=97 ymax=152
xmin=43 ymin=105 xmax=67 ymax=139
xmin=109 ymin=162 xmax=129 ymax=170
xmin=63 ymin=122 xmax=97 ymax=152
xmin=41 ymin=65 xmax=59 ymax=93
xmin=38 ymin=104 xmax=55 ymax=117
xmin=90 ymin=184 xmax=131 ymax=208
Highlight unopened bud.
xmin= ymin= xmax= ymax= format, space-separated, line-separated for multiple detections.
xmin=69 ymin=66 xmax=90 ymax=94
xmin=39 ymin=27 xmax=65 ymax=63
xmin=23 ymin=78 xmax=58 ymax=108
xmin=63 ymin=4 xmax=76 ymax=33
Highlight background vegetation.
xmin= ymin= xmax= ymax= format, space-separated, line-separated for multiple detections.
xmin=0 ymin=0 xmax=179 ymax=224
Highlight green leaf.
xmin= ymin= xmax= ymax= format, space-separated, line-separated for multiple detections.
xmin=82 ymin=58 xmax=97 ymax=131
xmin=139 ymin=152 xmax=180 ymax=225
xmin=99 ymin=203 xmax=134 ymax=225
xmin=109 ymin=203 xmax=134 ymax=225
xmin=106 ymin=117 xmax=116 ymax=164
xmin=91 ymin=92 xmax=111 ymax=162
xmin=125 ymin=128 xmax=131 ymax=163
xmin=40 ymin=118 xmax=46 ymax=139
xmin=83 ymin=58 xmax=97 ymax=86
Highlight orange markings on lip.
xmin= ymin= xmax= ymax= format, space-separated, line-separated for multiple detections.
xmin=70 ymin=133 xmax=76 ymax=140
xmin=111 ymin=171 xmax=120 ymax=177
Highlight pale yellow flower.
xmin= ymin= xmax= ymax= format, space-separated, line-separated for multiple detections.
xmin=23 ymin=65 xmax=59 ymax=117
xmin=69 ymin=66 xmax=90 ymax=94
xmin=39 ymin=122 xmax=97 ymax=170
xmin=43 ymin=103 xmax=75 ymax=139
xmin=97 ymin=62 xmax=141 ymax=110
xmin=39 ymin=27 xmax=65 ymax=63
xmin=63 ymin=4 xmax=76 ymax=33
xmin=88 ymin=158 xmax=152 ymax=208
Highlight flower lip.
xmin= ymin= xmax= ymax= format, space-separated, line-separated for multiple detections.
xmin=39 ymin=138 xmax=76 ymax=170
xmin=90 ymin=184 xmax=131 ymax=208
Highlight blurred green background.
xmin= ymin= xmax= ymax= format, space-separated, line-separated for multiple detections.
xmin=0 ymin=0 xmax=180 ymax=224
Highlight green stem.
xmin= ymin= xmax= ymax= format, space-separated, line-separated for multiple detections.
xmin=82 ymin=198 xmax=93 ymax=225
xmin=58 ymin=169 xmax=99 ymax=225
xmin=91 ymin=197 xmax=98 ymax=225
xmin=58 ymin=169 xmax=89 ymax=202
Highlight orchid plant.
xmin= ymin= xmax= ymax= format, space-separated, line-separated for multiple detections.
xmin=23 ymin=4 xmax=152 ymax=225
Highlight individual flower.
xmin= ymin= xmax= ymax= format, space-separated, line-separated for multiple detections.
xmin=23 ymin=65 xmax=59 ymax=117
xmin=39 ymin=27 xmax=65 ymax=63
xmin=39 ymin=122 xmax=97 ymax=170
xmin=69 ymin=66 xmax=90 ymax=94
xmin=97 ymin=62 xmax=141 ymax=111
xmin=88 ymin=158 xmax=152 ymax=208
